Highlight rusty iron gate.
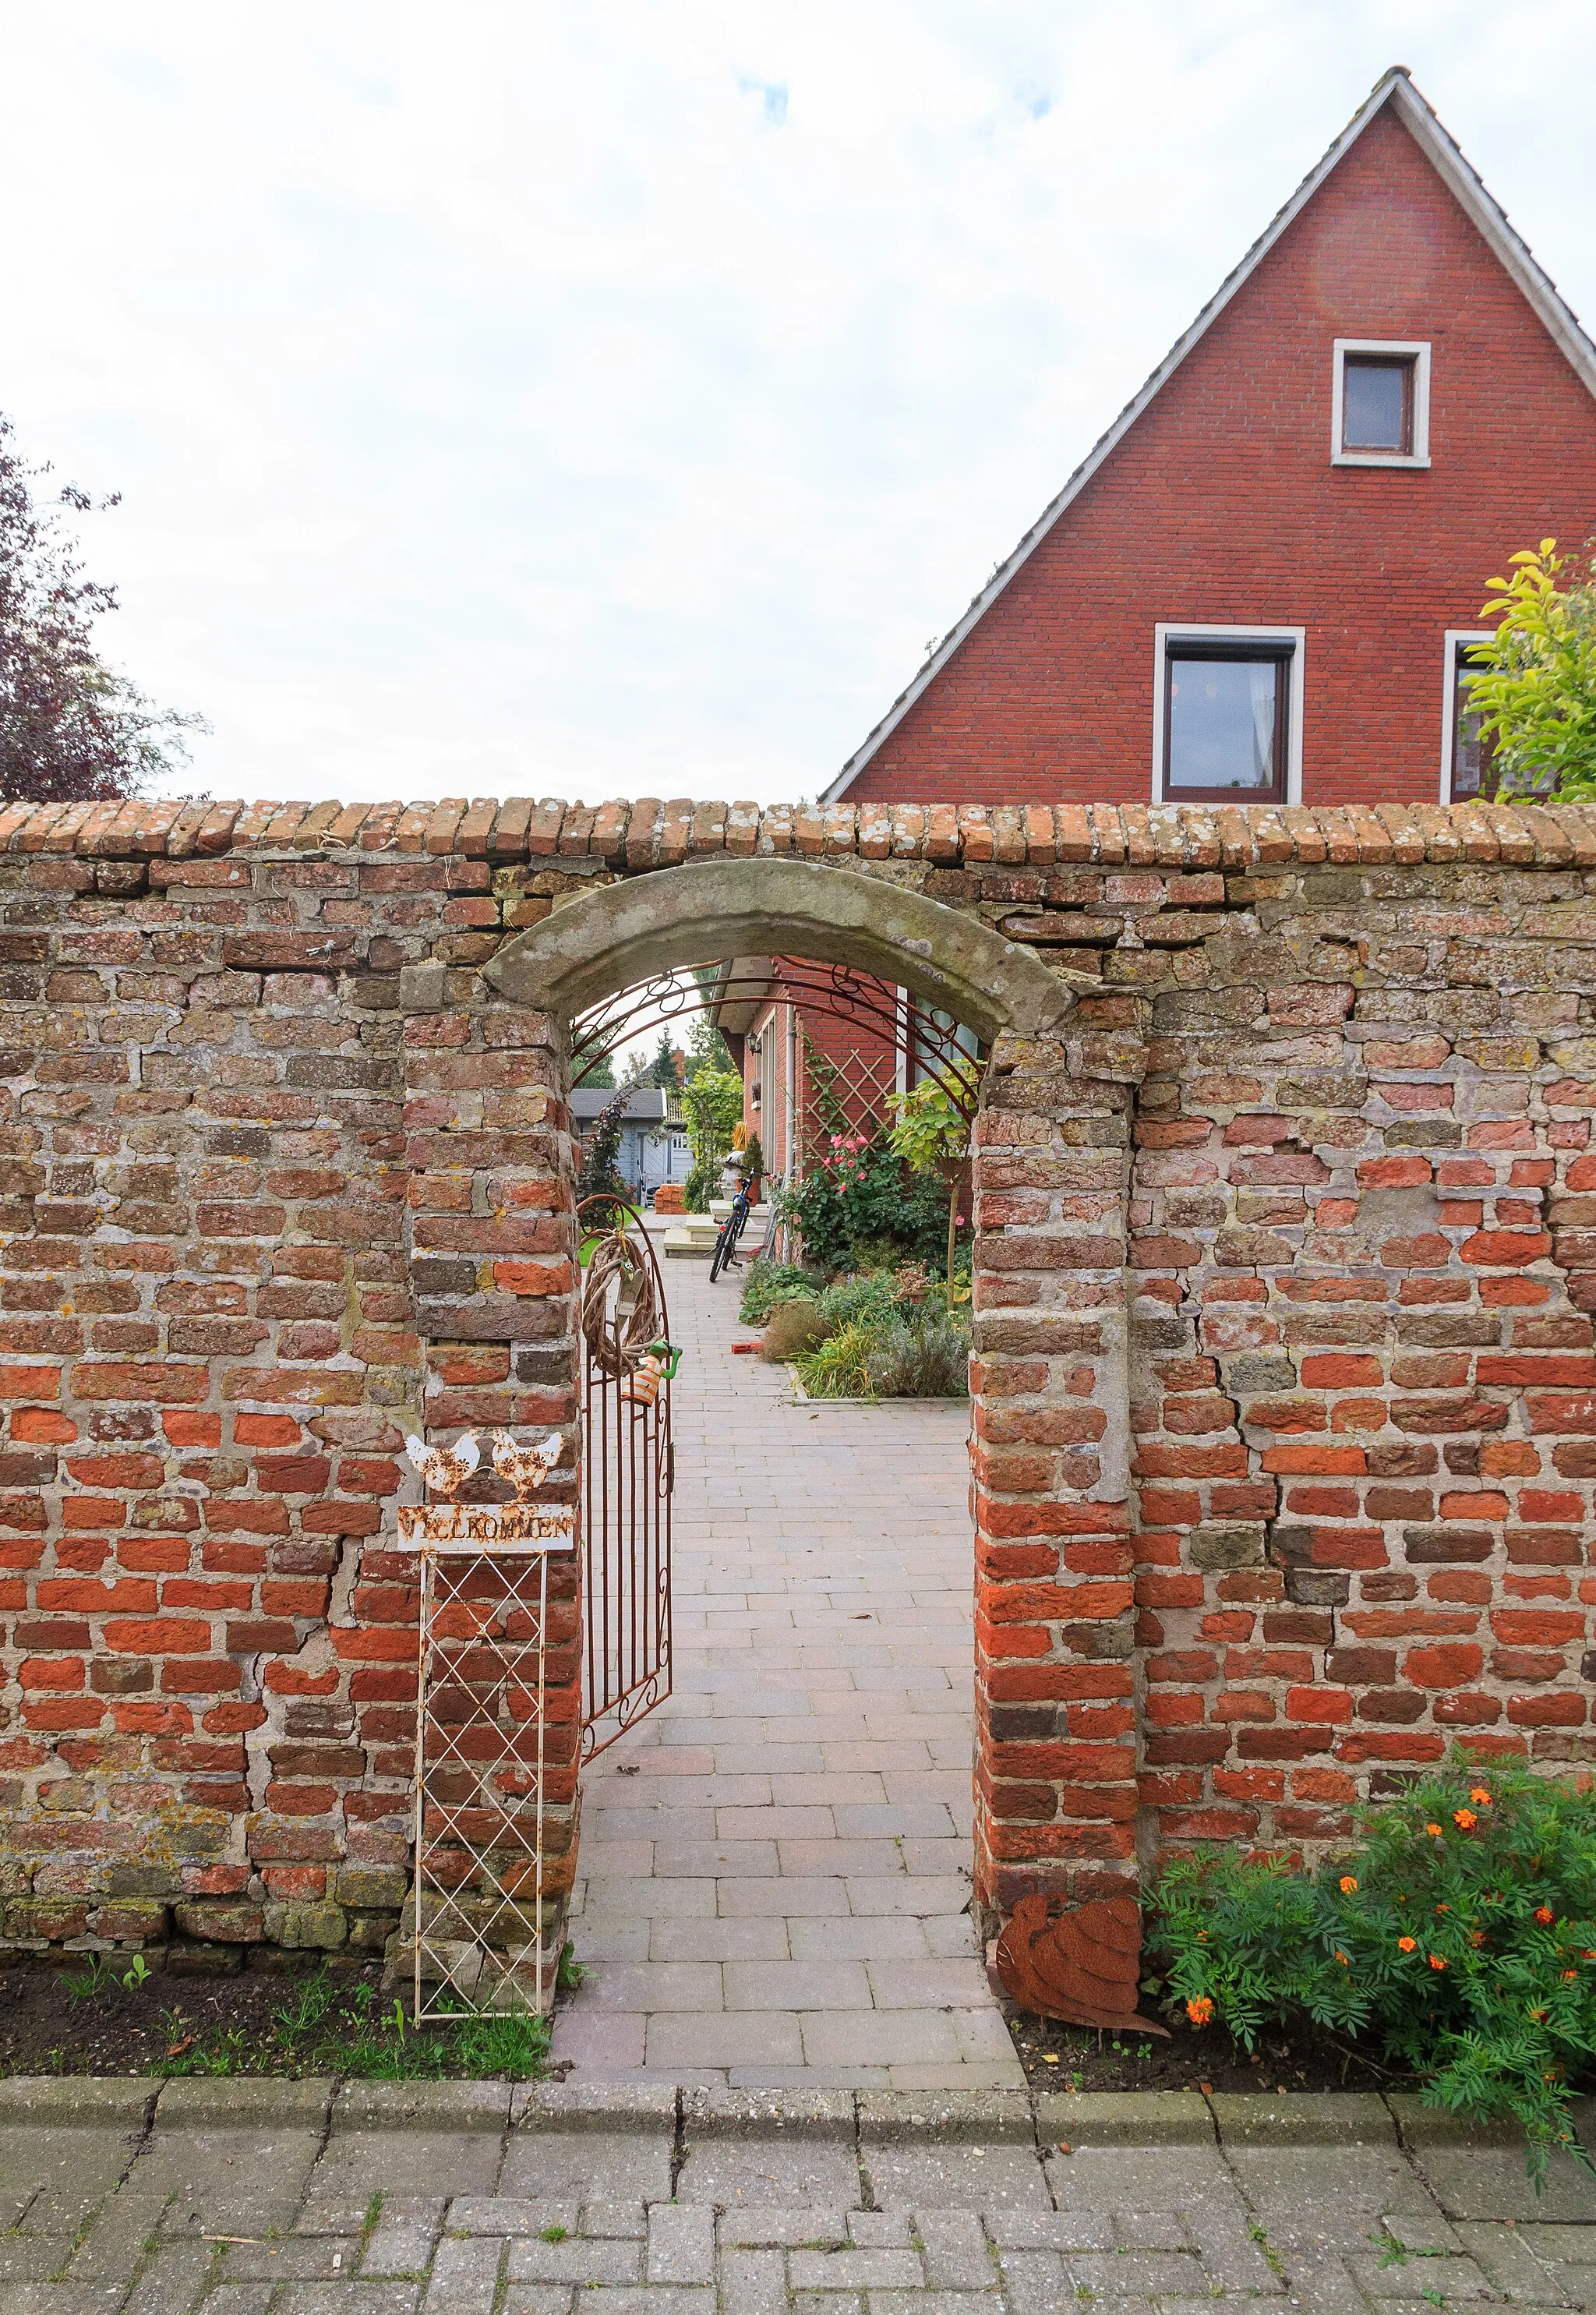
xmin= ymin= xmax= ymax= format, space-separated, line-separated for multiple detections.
xmin=579 ymin=1198 xmax=675 ymax=1759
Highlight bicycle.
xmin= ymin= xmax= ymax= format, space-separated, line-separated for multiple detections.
xmin=708 ymin=1187 xmax=750 ymax=1283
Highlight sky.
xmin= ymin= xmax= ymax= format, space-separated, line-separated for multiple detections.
xmin=4 ymin=0 xmax=1595 ymax=811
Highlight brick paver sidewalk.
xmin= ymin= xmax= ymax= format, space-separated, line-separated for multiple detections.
xmin=3 ymin=2080 xmax=1592 ymax=2313
xmin=555 ymin=1246 xmax=1020 ymax=2087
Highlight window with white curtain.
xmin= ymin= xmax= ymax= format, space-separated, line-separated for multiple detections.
xmin=1160 ymin=641 xmax=1293 ymax=803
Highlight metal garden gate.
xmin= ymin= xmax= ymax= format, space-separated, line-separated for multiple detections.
xmin=578 ymin=1198 xmax=675 ymax=1759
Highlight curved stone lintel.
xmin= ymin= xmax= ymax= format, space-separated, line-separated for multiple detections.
xmin=485 ymin=857 xmax=1084 ymax=1041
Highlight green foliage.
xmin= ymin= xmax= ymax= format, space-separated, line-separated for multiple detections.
xmin=778 ymin=1129 xmax=955 ymax=1274
xmin=686 ymin=1002 xmax=733 ymax=1081
xmin=738 ymin=1257 xmax=825 ymax=1324
xmin=648 ymin=1030 xmax=682 ymax=1088
xmin=860 ymin=1317 xmax=970 ymax=1398
xmin=682 ymin=1067 xmax=743 ymax=1211
xmin=154 ymin=1966 xmax=553 ymax=2082
xmin=1466 ymin=540 xmax=1596 ymax=798
xmin=793 ymin=1264 xmax=970 ymax=1399
xmin=578 ymin=1052 xmax=616 ymax=1089
xmin=796 ymin=1317 xmax=880 ymax=1398
xmin=1153 ymin=1755 xmax=1596 ymax=2177
xmin=886 ymin=1071 xmax=973 ymax=1173
xmin=741 ymin=1129 xmax=764 ymax=1182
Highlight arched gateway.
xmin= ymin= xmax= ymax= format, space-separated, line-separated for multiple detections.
xmin=475 ymin=857 xmax=1142 ymax=1950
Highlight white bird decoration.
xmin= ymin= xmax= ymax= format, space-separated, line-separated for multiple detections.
xmin=490 ymin=1429 xmax=564 ymax=1500
xmin=404 ymin=1431 xmax=481 ymax=1498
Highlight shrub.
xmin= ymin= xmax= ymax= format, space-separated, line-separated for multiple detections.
xmin=760 ymin=1296 xmax=827 ymax=1362
xmin=739 ymin=1258 xmax=824 ymax=1325
xmin=1465 ymin=540 xmax=1596 ymax=798
xmin=796 ymin=1317 xmax=879 ymax=1398
xmin=1153 ymin=1754 xmax=1596 ymax=2177
xmin=817 ymin=1271 xmax=899 ymax=1334
xmin=778 ymin=1131 xmax=957 ymax=1273
xmin=861 ymin=1317 xmax=969 ymax=1398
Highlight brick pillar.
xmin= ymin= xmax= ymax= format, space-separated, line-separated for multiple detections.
xmin=395 ymin=985 xmax=581 ymax=1980
xmin=969 ymin=1018 xmax=1145 ymax=1928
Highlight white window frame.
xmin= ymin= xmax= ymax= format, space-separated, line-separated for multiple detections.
xmin=1440 ymin=628 xmax=1493 ymax=804
xmin=1332 ymin=339 xmax=1431 ymax=468
xmin=1151 ymin=623 xmax=1305 ymax=808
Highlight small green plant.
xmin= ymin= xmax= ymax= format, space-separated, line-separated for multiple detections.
xmin=1154 ymin=1753 xmax=1596 ymax=2179
xmin=555 ymin=1941 xmax=585 ymax=1993
xmin=886 ymin=1065 xmax=976 ymax=1309
xmin=62 ymin=1950 xmax=154 ymax=2003
xmin=539 ymin=2224 xmax=569 ymax=2243
xmin=795 ymin=1317 xmax=880 ymax=1399
xmin=737 ymin=1258 xmax=824 ymax=1325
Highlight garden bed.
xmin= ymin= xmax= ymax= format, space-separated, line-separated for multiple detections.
xmin=0 ymin=1955 xmax=560 ymax=2081
xmin=1005 ymin=2006 xmax=1414 ymax=2096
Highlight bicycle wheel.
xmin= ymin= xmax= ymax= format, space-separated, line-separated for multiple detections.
xmin=709 ymin=1221 xmax=730 ymax=1283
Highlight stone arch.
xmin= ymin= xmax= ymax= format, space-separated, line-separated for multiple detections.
xmin=484 ymin=856 xmax=1085 ymax=1041
xmin=401 ymin=855 xmax=1146 ymax=1955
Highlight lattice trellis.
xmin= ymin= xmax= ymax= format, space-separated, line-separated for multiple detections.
xmin=412 ymin=1537 xmax=558 ymax=2019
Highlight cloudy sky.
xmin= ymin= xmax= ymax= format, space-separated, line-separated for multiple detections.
xmin=4 ymin=1 xmax=1594 ymax=808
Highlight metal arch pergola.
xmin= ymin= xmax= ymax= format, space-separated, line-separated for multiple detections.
xmin=570 ymin=960 xmax=983 ymax=1117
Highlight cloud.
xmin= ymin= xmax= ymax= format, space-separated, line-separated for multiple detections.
xmin=0 ymin=0 xmax=1592 ymax=804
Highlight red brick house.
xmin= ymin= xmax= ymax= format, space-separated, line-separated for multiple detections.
xmin=823 ymin=68 xmax=1596 ymax=815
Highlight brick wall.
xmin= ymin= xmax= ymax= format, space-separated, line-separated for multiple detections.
xmin=2 ymin=791 xmax=1595 ymax=1968
xmin=843 ymin=106 xmax=1596 ymax=809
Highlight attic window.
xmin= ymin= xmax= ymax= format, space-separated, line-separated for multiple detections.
xmin=1333 ymin=340 xmax=1431 ymax=468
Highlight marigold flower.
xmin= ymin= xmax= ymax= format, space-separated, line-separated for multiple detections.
xmin=1185 ymin=1995 xmax=1214 ymax=2027
xmin=1335 ymin=1950 xmax=1350 ymax=1966
xmin=1398 ymin=1936 xmax=1418 ymax=1953
xmin=1453 ymin=1808 xmax=1477 ymax=1830
xmin=1562 ymin=1970 xmax=1579 ymax=1982
xmin=1536 ymin=1906 xmax=1555 ymax=1925
xmin=1339 ymin=1875 xmax=1358 ymax=1893
xmin=1470 ymin=1787 xmax=1492 ymax=1807
xmin=1425 ymin=1823 xmax=1444 ymax=1838
xmin=1470 ymin=1931 xmax=1486 ymax=1947
xmin=1428 ymin=1953 xmax=1447 ymax=1971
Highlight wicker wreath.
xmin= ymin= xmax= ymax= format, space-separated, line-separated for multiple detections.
xmin=581 ymin=1229 xmax=662 ymax=1379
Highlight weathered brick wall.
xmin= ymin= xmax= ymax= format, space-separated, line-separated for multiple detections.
xmin=2 ymin=790 xmax=1594 ymax=1970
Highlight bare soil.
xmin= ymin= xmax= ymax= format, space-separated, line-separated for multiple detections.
xmin=1006 ymin=2004 xmax=1416 ymax=2096
xmin=0 ymin=1955 xmax=561 ymax=2080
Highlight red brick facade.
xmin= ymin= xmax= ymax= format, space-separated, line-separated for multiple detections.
xmin=4 ymin=790 xmax=1596 ymax=1969
xmin=832 ymin=95 xmax=1596 ymax=812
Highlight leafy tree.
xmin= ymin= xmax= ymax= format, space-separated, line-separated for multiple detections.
xmin=682 ymin=1067 xmax=743 ymax=1211
xmin=579 ymin=1051 xmax=616 ymax=1090
xmin=648 ymin=1030 xmax=683 ymax=1088
xmin=687 ymin=1007 xmax=733 ymax=1082
xmin=0 ymin=412 xmax=204 ymax=801
xmin=888 ymin=1067 xmax=976 ymax=1309
xmin=1465 ymin=539 xmax=1596 ymax=798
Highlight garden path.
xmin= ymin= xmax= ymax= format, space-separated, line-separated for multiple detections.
xmin=553 ymin=1243 xmax=1023 ymax=2087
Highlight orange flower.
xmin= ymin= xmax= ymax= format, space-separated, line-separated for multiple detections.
xmin=1428 ymin=1953 xmax=1448 ymax=1971
xmin=1398 ymin=1936 xmax=1418 ymax=1953
xmin=1453 ymin=1808 xmax=1477 ymax=1830
xmin=1339 ymin=1875 xmax=1358 ymax=1894
xmin=1562 ymin=1970 xmax=1579 ymax=1982
xmin=1470 ymin=1931 xmax=1486 ymax=1947
xmin=1185 ymin=1995 xmax=1214 ymax=2027
xmin=1536 ymin=1906 xmax=1555 ymax=1925
xmin=1470 ymin=1787 xmax=1492 ymax=1807
xmin=1425 ymin=1822 xmax=1444 ymax=1837
xmin=1335 ymin=1950 xmax=1350 ymax=1965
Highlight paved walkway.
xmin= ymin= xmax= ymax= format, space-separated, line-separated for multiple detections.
xmin=5 ymin=2080 xmax=1592 ymax=2313
xmin=555 ymin=1245 xmax=1021 ymax=2088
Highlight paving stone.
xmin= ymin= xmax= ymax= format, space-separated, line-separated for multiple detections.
xmin=1345 ymin=2250 xmax=1492 ymax=2299
xmin=1227 ymin=2146 xmax=1463 ymax=2253
xmin=787 ymin=2246 xmax=925 ymax=2288
xmin=498 ymin=2128 xmax=672 ymax=2204
xmin=1454 ymin=2222 xmax=1571 ymax=2301
xmin=268 ymin=2291 xmax=422 ymax=2315
xmin=579 ymin=2203 xmax=648 ymax=2239
xmin=715 ymin=2209 xmax=849 ymax=2246
xmin=849 ymin=2211 xmax=915 ymax=2245
xmin=861 ymin=2142 xmax=1048 ymax=2214
xmin=712 ymin=2248 xmax=786 ymax=2313
xmin=504 ymin=2234 xmax=641 ymax=2284
xmin=210 ymin=2240 xmax=358 ymax=2280
xmin=915 ymin=2208 xmax=997 ymax=2288
xmin=422 ymin=2235 xmax=502 ymax=2314
xmin=120 ymin=2238 xmax=216 ymax=2314
xmin=360 ymin=2199 xmax=446 ymax=2276
xmin=646 ymin=2206 xmax=715 ymax=2284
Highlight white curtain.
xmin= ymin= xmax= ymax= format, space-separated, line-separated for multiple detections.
xmin=1248 ymin=662 xmax=1276 ymax=786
